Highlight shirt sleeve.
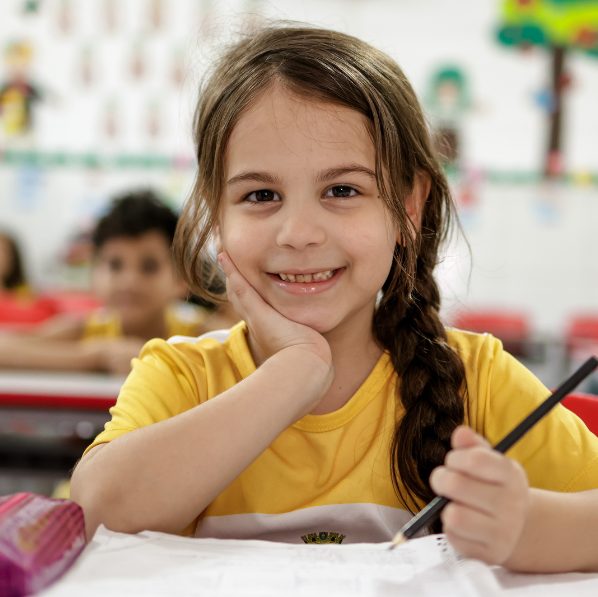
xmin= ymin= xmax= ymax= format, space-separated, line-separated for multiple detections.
xmin=465 ymin=334 xmax=598 ymax=492
xmin=84 ymin=338 xmax=205 ymax=455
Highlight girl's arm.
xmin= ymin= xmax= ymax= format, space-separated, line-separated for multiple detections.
xmin=430 ymin=426 xmax=598 ymax=573
xmin=71 ymin=252 xmax=334 ymax=540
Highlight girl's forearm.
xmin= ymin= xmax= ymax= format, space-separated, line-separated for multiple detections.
xmin=506 ymin=488 xmax=598 ymax=573
xmin=71 ymin=348 xmax=332 ymax=539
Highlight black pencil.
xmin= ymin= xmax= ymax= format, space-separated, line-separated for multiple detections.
xmin=388 ymin=355 xmax=598 ymax=550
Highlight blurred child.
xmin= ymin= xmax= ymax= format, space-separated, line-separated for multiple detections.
xmin=0 ymin=189 xmax=237 ymax=374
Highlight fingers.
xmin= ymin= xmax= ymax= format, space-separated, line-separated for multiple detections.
xmin=445 ymin=426 xmax=509 ymax=484
xmin=217 ymin=251 xmax=271 ymax=323
xmin=451 ymin=425 xmax=490 ymax=449
xmin=441 ymin=501 xmax=523 ymax=565
xmin=430 ymin=466 xmax=503 ymax=515
xmin=431 ymin=428 xmax=528 ymax=506
xmin=216 ymin=251 xmax=301 ymax=361
xmin=217 ymin=252 xmax=253 ymax=306
xmin=216 ymin=251 xmax=332 ymax=373
xmin=430 ymin=426 xmax=530 ymax=565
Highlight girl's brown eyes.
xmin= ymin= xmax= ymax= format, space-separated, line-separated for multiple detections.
xmin=242 ymin=185 xmax=360 ymax=203
xmin=243 ymin=190 xmax=280 ymax=203
xmin=325 ymin=185 xmax=358 ymax=198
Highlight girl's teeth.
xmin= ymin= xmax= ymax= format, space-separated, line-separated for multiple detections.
xmin=278 ymin=270 xmax=334 ymax=282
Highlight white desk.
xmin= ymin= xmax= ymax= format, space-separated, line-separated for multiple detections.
xmin=41 ymin=527 xmax=598 ymax=597
xmin=0 ymin=369 xmax=125 ymax=410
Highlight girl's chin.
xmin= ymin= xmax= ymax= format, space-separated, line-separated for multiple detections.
xmin=278 ymin=311 xmax=334 ymax=334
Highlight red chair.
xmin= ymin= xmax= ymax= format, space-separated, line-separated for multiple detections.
xmin=450 ymin=309 xmax=531 ymax=357
xmin=0 ymin=295 xmax=58 ymax=330
xmin=562 ymin=392 xmax=598 ymax=436
xmin=565 ymin=314 xmax=598 ymax=353
xmin=42 ymin=290 xmax=102 ymax=316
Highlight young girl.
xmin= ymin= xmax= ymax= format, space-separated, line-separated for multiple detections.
xmin=71 ymin=25 xmax=598 ymax=573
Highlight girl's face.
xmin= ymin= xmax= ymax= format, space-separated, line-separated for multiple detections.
xmin=218 ymin=84 xmax=400 ymax=337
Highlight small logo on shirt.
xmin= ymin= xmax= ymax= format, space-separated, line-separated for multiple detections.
xmin=301 ymin=531 xmax=346 ymax=544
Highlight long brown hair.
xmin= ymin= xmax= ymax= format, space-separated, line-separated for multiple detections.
xmin=174 ymin=24 xmax=466 ymax=517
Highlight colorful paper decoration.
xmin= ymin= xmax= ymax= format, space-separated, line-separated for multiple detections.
xmin=103 ymin=99 xmax=118 ymax=139
xmin=0 ymin=41 xmax=43 ymax=138
xmin=78 ymin=46 xmax=95 ymax=87
xmin=425 ymin=65 xmax=470 ymax=167
xmin=57 ymin=0 xmax=73 ymax=35
xmin=149 ymin=0 xmax=165 ymax=31
xmin=146 ymin=100 xmax=160 ymax=139
xmin=496 ymin=0 xmax=598 ymax=178
xmin=130 ymin=42 xmax=145 ymax=80
xmin=103 ymin=0 xmax=118 ymax=33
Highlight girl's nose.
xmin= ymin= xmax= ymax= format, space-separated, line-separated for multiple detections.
xmin=275 ymin=202 xmax=327 ymax=250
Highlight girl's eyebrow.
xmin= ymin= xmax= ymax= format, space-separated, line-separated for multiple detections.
xmin=226 ymin=171 xmax=281 ymax=186
xmin=315 ymin=164 xmax=376 ymax=183
xmin=226 ymin=164 xmax=376 ymax=186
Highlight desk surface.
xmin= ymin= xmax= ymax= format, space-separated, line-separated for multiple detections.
xmin=0 ymin=370 xmax=125 ymax=410
xmin=40 ymin=527 xmax=598 ymax=597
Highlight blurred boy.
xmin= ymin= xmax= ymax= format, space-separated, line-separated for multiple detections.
xmin=0 ymin=189 xmax=236 ymax=374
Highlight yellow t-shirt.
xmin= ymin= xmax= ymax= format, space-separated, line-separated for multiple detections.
xmin=86 ymin=322 xmax=598 ymax=543
xmin=82 ymin=302 xmax=208 ymax=340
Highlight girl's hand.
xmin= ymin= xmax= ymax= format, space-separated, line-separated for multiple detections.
xmin=429 ymin=426 xmax=530 ymax=565
xmin=217 ymin=251 xmax=333 ymax=379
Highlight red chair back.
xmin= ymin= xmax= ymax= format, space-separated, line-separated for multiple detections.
xmin=42 ymin=290 xmax=102 ymax=315
xmin=562 ymin=393 xmax=598 ymax=436
xmin=0 ymin=295 xmax=58 ymax=330
xmin=450 ymin=310 xmax=530 ymax=357
xmin=565 ymin=315 xmax=598 ymax=352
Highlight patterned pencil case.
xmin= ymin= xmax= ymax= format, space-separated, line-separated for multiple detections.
xmin=0 ymin=492 xmax=86 ymax=596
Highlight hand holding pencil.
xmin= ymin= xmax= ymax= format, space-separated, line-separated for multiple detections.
xmin=389 ymin=357 xmax=598 ymax=566
xmin=428 ymin=425 xmax=530 ymax=565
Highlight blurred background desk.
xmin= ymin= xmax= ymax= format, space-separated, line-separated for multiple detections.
xmin=0 ymin=370 xmax=123 ymax=496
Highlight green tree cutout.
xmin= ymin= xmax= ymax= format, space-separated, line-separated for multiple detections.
xmin=497 ymin=0 xmax=598 ymax=177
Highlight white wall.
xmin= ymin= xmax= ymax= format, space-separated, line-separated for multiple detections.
xmin=1 ymin=0 xmax=597 ymax=334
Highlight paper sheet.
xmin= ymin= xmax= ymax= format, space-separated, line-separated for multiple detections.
xmin=42 ymin=526 xmax=501 ymax=597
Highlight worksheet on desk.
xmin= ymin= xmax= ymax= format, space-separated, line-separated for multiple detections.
xmin=42 ymin=526 xmax=501 ymax=597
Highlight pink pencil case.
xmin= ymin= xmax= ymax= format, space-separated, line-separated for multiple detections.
xmin=0 ymin=492 xmax=86 ymax=596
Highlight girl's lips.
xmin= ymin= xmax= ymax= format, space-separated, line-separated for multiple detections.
xmin=267 ymin=267 xmax=345 ymax=295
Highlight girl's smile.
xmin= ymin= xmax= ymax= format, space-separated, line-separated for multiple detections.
xmin=267 ymin=267 xmax=345 ymax=295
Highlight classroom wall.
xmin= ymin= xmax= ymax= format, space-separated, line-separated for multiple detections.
xmin=1 ymin=0 xmax=597 ymax=336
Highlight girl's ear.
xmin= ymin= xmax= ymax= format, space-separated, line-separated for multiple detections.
xmin=405 ymin=171 xmax=430 ymax=231
xmin=396 ymin=171 xmax=430 ymax=244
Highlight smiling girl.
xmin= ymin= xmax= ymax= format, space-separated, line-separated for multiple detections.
xmin=71 ymin=25 xmax=598 ymax=572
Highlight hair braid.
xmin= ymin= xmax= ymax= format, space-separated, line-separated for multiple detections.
xmin=374 ymin=245 xmax=466 ymax=525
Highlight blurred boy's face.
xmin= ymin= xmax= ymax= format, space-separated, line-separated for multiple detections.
xmin=92 ymin=231 xmax=186 ymax=330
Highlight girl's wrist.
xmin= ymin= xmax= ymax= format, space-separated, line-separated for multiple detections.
xmin=260 ymin=348 xmax=333 ymax=416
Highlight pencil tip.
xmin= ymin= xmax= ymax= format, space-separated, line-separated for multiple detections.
xmin=388 ymin=533 xmax=406 ymax=550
